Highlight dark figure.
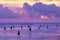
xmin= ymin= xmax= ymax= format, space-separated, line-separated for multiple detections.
xmin=47 ymin=26 xmax=48 ymax=29
xmin=17 ymin=30 xmax=20 ymax=36
xmin=29 ymin=27 xmax=32 ymax=32
xmin=40 ymin=25 xmax=42 ymax=27
xmin=10 ymin=27 xmax=12 ymax=30
xmin=28 ymin=25 xmax=30 ymax=28
xmin=38 ymin=26 xmax=40 ymax=29
xmin=4 ymin=27 xmax=6 ymax=30
xmin=12 ymin=26 xmax=14 ymax=28
xmin=21 ymin=26 xmax=22 ymax=29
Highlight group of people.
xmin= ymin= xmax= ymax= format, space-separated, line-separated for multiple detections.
xmin=3 ymin=25 xmax=32 ymax=36
xmin=17 ymin=25 xmax=32 ymax=36
xmin=4 ymin=26 xmax=15 ymax=31
xmin=3 ymin=25 xmax=47 ymax=36
xmin=3 ymin=24 xmax=59 ymax=37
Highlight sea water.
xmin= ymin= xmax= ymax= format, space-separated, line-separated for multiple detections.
xmin=0 ymin=22 xmax=60 ymax=40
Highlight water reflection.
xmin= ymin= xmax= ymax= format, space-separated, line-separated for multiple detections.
xmin=0 ymin=23 xmax=60 ymax=40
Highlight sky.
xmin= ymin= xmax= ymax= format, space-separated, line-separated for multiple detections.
xmin=0 ymin=0 xmax=60 ymax=22
xmin=0 ymin=0 xmax=60 ymax=7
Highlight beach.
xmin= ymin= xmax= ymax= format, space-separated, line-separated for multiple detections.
xmin=0 ymin=22 xmax=60 ymax=40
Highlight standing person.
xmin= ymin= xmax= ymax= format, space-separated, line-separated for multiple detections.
xmin=28 ymin=25 xmax=32 ymax=32
xmin=38 ymin=26 xmax=40 ymax=29
xmin=12 ymin=26 xmax=14 ymax=30
xmin=38 ymin=25 xmax=42 ymax=30
xmin=47 ymin=26 xmax=48 ymax=29
xmin=29 ymin=27 xmax=32 ymax=32
xmin=17 ymin=30 xmax=20 ymax=36
xmin=10 ymin=27 xmax=12 ymax=30
xmin=4 ymin=27 xmax=6 ymax=30
xmin=28 ymin=25 xmax=30 ymax=28
xmin=12 ymin=26 xmax=14 ymax=28
xmin=40 ymin=25 xmax=42 ymax=27
xmin=21 ymin=26 xmax=22 ymax=29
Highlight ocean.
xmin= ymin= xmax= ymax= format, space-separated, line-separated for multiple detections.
xmin=0 ymin=22 xmax=60 ymax=40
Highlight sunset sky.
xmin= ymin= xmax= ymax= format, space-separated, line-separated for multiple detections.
xmin=0 ymin=0 xmax=60 ymax=7
xmin=0 ymin=0 xmax=60 ymax=22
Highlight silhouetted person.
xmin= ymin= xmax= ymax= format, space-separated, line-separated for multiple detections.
xmin=10 ymin=27 xmax=12 ymax=30
xmin=21 ymin=26 xmax=22 ymax=29
xmin=47 ymin=26 xmax=48 ymax=29
xmin=17 ymin=30 xmax=20 ymax=36
xmin=38 ymin=26 xmax=40 ymax=29
xmin=4 ymin=27 xmax=6 ymax=30
xmin=28 ymin=25 xmax=30 ymax=28
xmin=12 ymin=26 xmax=14 ymax=28
xmin=29 ymin=27 xmax=32 ymax=32
xmin=40 ymin=25 xmax=42 ymax=27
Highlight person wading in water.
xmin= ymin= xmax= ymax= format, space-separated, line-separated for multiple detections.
xmin=17 ymin=30 xmax=20 ymax=36
xmin=4 ymin=27 xmax=6 ymax=30
xmin=10 ymin=27 xmax=13 ymax=30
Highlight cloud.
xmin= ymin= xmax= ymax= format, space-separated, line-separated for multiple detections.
xmin=23 ymin=2 xmax=60 ymax=18
xmin=0 ymin=2 xmax=60 ymax=19
xmin=0 ymin=4 xmax=20 ymax=18
xmin=0 ymin=0 xmax=60 ymax=7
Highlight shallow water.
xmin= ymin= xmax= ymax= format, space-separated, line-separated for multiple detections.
xmin=0 ymin=22 xmax=60 ymax=40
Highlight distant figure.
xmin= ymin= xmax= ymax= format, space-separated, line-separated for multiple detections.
xmin=4 ymin=27 xmax=6 ymax=30
xmin=38 ymin=26 xmax=40 ymax=29
xmin=47 ymin=26 xmax=48 ymax=29
xmin=10 ymin=27 xmax=12 ymax=30
xmin=12 ymin=26 xmax=14 ymax=28
xmin=29 ymin=27 xmax=32 ymax=32
xmin=40 ymin=25 xmax=42 ymax=27
xmin=28 ymin=25 xmax=30 ymax=28
xmin=17 ymin=30 xmax=20 ymax=36
xmin=21 ymin=26 xmax=23 ymax=29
